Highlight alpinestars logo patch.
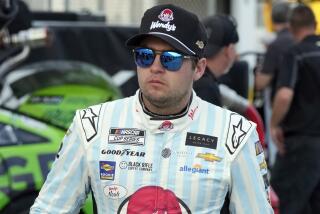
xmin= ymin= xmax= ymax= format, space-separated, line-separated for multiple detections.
xmin=80 ymin=105 xmax=102 ymax=142
xmin=226 ymin=113 xmax=252 ymax=154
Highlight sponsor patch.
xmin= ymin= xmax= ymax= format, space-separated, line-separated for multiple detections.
xmin=263 ymin=173 xmax=270 ymax=189
xmin=104 ymin=184 xmax=127 ymax=199
xmin=161 ymin=148 xmax=171 ymax=158
xmin=226 ymin=114 xmax=252 ymax=154
xmin=100 ymin=161 xmax=116 ymax=180
xmin=119 ymin=161 xmax=153 ymax=172
xmin=174 ymin=151 xmax=194 ymax=158
xmin=108 ymin=128 xmax=145 ymax=146
xmin=80 ymin=105 xmax=102 ymax=142
xmin=101 ymin=149 xmax=145 ymax=157
xmin=255 ymin=141 xmax=264 ymax=156
xmin=150 ymin=9 xmax=176 ymax=32
xmin=196 ymin=153 xmax=222 ymax=163
xmin=158 ymin=121 xmax=174 ymax=131
xmin=185 ymin=132 xmax=218 ymax=149
xmin=179 ymin=164 xmax=209 ymax=174
xmin=259 ymin=160 xmax=268 ymax=170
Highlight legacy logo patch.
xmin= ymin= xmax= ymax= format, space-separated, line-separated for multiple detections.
xmin=100 ymin=161 xmax=116 ymax=180
xmin=108 ymin=128 xmax=145 ymax=146
xmin=226 ymin=114 xmax=252 ymax=154
xmin=185 ymin=132 xmax=218 ymax=149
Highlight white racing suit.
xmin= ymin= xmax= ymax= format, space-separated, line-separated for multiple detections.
xmin=30 ymin=90 xmax=273 ymax=214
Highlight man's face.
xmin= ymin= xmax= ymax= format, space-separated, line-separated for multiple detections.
xmin=136 ymin=37 xmax=196 ymax=110
xmin=223 ymin=44 xmax=237 ymax=74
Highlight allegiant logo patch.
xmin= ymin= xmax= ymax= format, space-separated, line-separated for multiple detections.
xmin=179 ymin=164 xmax=209 ymax=174
xmin=100 ymin=161 xmax=116 ymax=180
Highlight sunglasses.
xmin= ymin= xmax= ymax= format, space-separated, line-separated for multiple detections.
xmin=133 ymin=47 xmax=196 ymax=71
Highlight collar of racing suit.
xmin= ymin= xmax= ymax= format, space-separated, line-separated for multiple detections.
xmin=134 ymin=90 xmax=201 ymax=134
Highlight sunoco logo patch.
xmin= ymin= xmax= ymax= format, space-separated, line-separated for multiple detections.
xmin=100 ymin=161 xmax=116 ymax=180
xmin=108 ymin=128 xmax=146 ymax=146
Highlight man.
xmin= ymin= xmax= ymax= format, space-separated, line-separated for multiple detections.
xmin=255 ymin=1 xmax=294 ymax=98
xmin=195 ymin=14 xmax=266 ymax=145
xmin=255 ymin=1 xmax=294 ymax=166
xmin=31 ymin=4 xmax=273 ymax=213
xmin=270 ymin=4 xmax=320 ymax=214
xmin=194 ymin=14 xmax=238 ymax=107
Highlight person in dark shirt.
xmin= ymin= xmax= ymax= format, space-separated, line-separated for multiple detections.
xmin=194 ymin=14 xmax=238 ymax=107
xmin=194 ymin=14 xmax=268 ymax=145
xmin=255 ymin=1 xmax=294 ymax=99
xmin=270 ymin=4 xmax=320 ymax=213
xmin=255 ymin=1 xmax=294 ymax=167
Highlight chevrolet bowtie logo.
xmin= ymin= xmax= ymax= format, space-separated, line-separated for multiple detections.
xmin=196 ymin=153 xmax=222 ymax=162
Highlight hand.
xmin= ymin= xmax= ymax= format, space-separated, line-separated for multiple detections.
xmin=270 ymin=125 xmax=285 ymax=155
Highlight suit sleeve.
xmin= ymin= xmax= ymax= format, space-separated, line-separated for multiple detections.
xmin=228 ymin=130 xmax=273 ymax=214
xmin=30 ymin=115 xmax=90 ymax=213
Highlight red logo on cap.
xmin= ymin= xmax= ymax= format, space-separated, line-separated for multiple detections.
xmin=158 ymin=9 xmax=174 ymax=22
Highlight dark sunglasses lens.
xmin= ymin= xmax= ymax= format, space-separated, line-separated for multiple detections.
xmin=161 ymin=51 xmax=183 ymax=71
xmin=134 ymin=48 xmax=155 ymax=68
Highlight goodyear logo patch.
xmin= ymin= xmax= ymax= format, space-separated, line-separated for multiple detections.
xmin=108 ymin=128 xmax=145 ymax=146
xmin=100 ymin=161 xmax=116 ymax=180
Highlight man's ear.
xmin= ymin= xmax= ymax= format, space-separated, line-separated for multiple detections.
xmin=193 ymin=58 xmax=207 ymax=81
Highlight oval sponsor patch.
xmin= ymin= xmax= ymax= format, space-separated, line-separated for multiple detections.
xmin=104 ymin=184 xmax=127 ymax=199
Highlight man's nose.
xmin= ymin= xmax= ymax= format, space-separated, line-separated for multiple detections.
xmin=150 ymin=55 xmax=165 ymax=73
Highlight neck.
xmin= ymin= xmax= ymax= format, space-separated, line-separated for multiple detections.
xmin=273 ymin=23 xmax=288 ymax=32
xmin=140 ymin=90 xmax=192 ymax=116
xmin=294 ymin=28 xmax=315 ymax=42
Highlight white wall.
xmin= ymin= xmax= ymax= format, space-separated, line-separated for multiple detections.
xmin=231 ymin=0 xmax=259 ymax=55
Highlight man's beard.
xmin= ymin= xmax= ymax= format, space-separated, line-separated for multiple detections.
xmin=142 ymin=89 xmax=189 ymax=110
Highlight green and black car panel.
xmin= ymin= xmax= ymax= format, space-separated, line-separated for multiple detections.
xmin=0 ymin=61 xmax=121 ymax=213
xmin=0 ymin=108 xmax=66 ymax=212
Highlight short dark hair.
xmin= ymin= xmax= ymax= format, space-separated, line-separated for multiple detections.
xmin=271 ymin=2 xmax=290 ymax=24
xmin=289 ymin=4 xmax=316 ymax=30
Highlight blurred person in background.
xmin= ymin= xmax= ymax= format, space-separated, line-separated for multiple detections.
xmin=255 ymin=1 xmax=294 ymax=167
xmin=194 ymin=14 xmax=238 ymax=107
xmin=195 ymin=14 xmax=266 ymax=147
xmin=30 ymin=4 xmax=273 ymax=213
xmin=270 ymin=4 xmax=320 ymax=214
xmin=255 ymin=1 xmax=294 ymax=99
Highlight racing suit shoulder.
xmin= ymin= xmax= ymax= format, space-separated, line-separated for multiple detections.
xmin=223 ymin=109 xmax=257 ymax=162
xmin=75 ymin=97 xmax=133 ymax=145
xmin=75 ymin=102 xmax=105 ymax=144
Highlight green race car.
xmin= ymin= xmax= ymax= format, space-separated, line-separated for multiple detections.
xmin=0 ymin=60 xmax=121 ymax=213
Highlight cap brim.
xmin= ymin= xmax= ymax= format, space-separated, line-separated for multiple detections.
xmin=126 ymin=32 xmax=196 ymax=56
xmin=204 ymin=43 xmax=222 ymax=58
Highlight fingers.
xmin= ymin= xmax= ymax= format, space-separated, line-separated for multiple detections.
xmin=270 ymin=126 xmax=286 ymax=156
